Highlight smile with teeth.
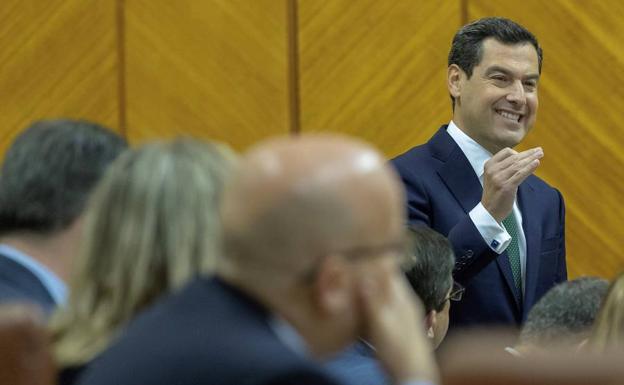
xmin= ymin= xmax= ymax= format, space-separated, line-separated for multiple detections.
xmin=496 ymin=110 xmax=522 ymax=122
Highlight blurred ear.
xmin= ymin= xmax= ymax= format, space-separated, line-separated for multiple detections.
xmin=447 ymin=64 xmax=463 ymax=101
xmin=425 ymin=310 xmax=437 ymax=339
xmin=312 ymin=254 xmax=352 ymax=315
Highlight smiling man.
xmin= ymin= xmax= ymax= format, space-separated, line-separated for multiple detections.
xmin=392 ymin=17 xmax=566 ymax=332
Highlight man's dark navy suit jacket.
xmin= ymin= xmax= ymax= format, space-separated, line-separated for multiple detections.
xmin=392 ymin=126 xmax=567 ymax=328
xmin=0 ymin=252 xmax=56 ymax=313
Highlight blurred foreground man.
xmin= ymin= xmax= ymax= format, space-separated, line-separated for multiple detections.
xmin=78 ymin=134 xmax=437 ymax=385
xmin=392 ymin=17 xmax=566 ymax=331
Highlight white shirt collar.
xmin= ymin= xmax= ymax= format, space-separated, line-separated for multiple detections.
xmin=0 ymin=244 xmax=67 ymax=305
xmin=446 ymin=121 xmax=493 ymax=181
xmin=268 ymin=315 xmax=310 ymax=357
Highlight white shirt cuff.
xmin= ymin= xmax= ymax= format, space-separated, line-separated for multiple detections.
xmin=468 ymin=203 xmax=511 ymax=254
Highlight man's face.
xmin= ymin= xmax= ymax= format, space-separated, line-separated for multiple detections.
xmin=450 ymin=38 xmax=540 ymax=154
xmin=348 ymin=176 xmax=407 ymax=338
xmin=313 ymin=170 xmax=407 ymax=352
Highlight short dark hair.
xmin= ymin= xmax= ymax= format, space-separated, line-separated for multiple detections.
xmin=403 ymin=226 xmax=455 ymax=313
xmin=519 ymin=277 xmax=609 ymax=348
xmin=448 ymin=17 xmax=543 ymax=108
xmin=0 ymin=119 xmax=127 ymax=235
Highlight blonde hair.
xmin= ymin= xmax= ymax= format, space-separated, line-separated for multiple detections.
xmin=49 ymin=138 xmax=236 ymax=367
xmin=590 ymin=272 xmax=624 ymax=353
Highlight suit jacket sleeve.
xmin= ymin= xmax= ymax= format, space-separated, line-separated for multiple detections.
xmin=397 ymin=163 xmax=499 ymax=282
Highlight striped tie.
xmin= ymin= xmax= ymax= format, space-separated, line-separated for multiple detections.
xmin=502 ymin=212 xmax=522 ymax=296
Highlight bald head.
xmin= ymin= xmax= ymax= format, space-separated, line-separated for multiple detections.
xmin=220 ymin=134 xmax=405 ymax=284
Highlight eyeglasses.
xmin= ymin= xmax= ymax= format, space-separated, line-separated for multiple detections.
xmin=440 ymin=281 xmax=465 ymax=308
xmin=447 ymin=281 xmax=465 ymax=302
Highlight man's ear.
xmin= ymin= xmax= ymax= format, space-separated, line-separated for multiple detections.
xmin=425 ymin=310 xmax=437 ymax=339
xmin=312 ymin=254 xmax=351 ymax=315
xmin=447 ymin=64 xmax=463 ymax=101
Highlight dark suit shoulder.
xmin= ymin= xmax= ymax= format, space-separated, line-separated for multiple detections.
xmin=391 ymin=143 xmax=442 ymax=184
xmin=391 ymin=126 xmax=455 ymax=176
xmin=58 ymin=365 xmax=85 ymax=385
xmin=393 ymin=141 xmax=431 ymax=162
xmin=526 ymin=174 xmax=560 ymax=194
xmin=79 ymin=278 xmax=337 ymax=385
xmin=260 ymin=366 xmax=342 ymax=385
xmin=0 ymin=254 xmax=55 ymax=311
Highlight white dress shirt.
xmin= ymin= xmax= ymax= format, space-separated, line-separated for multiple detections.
xmin=446 ymin=121 xmax=527 ymax=294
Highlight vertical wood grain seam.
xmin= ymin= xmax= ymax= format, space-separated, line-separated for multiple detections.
xmin=286 ymin=0 xmax=301 ymax=135
xmin=461 ymin=0 xmax=469 ymax=25
xmin=116 ymin=0 xmax=127 ymax=138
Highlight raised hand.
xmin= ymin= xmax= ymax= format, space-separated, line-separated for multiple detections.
xmin=358 ymin=269 xmax=438 ymax=384
xmin=481 ymin=147 xmax=543 ymax=222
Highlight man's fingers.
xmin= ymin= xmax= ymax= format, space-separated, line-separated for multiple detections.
xmin=357 ymin=271 xmax=391 ymax=323
xmin=500 ymin=149 xmax=542 ymax=180
xmin=357 ymin=276 xmax=379 ymax=317
xmin=493 ymin=147 xmax=542 ymax=169
xmin=486 ymin=147 xmax=543 ymax=181
xmin=489 ymin=147 xmax=518 ymax=163
xmin=508 ymin=158 xmax=540 ymax=186
xmin=392 ymin=276 xmax=425 ymax=319
xmin=514 ymin=147 xmax=543 ymax=163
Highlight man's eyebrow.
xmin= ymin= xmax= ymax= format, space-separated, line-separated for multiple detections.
xmin=485 ymin=66 xmax=540 ymax=80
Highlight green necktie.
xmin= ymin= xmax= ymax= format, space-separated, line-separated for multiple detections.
xmin=502 ymin=212 xmax=522 ymax=294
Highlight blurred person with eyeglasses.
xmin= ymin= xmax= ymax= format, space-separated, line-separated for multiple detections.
xmin=325 ymin=226 xmax=458 ymax=385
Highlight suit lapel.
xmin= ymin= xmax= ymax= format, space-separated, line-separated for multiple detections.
xmin=430 ymin=127 xmax=483 ymax=213
xmin=430 ymin=127 xmax=522 ymax=313
xmin=518 ymin=179 xmax=540 ymax=318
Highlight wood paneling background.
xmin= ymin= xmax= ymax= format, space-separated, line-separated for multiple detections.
xmin=0 ymin=0 xmax=120 ymax=154
xmin=1 ymin=0 xmax=623 ymax=279
xmin=298 ymin=0 xmax=457 ymax=156
xmin=123 ymin=0 xmax=289 ymax=150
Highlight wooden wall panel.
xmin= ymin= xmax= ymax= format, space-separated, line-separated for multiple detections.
xmin=2 ymin=1 xmax=621 ymax=281
xmin=0 ymin=0 xmax=120 ymax=155
xmin=124 ymin=0 xmax=289 ymax=151
xmin=468 ymin=1 xmax=624 ymax=279
xmin=298 ymin=0 xmax=460 ymax=156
